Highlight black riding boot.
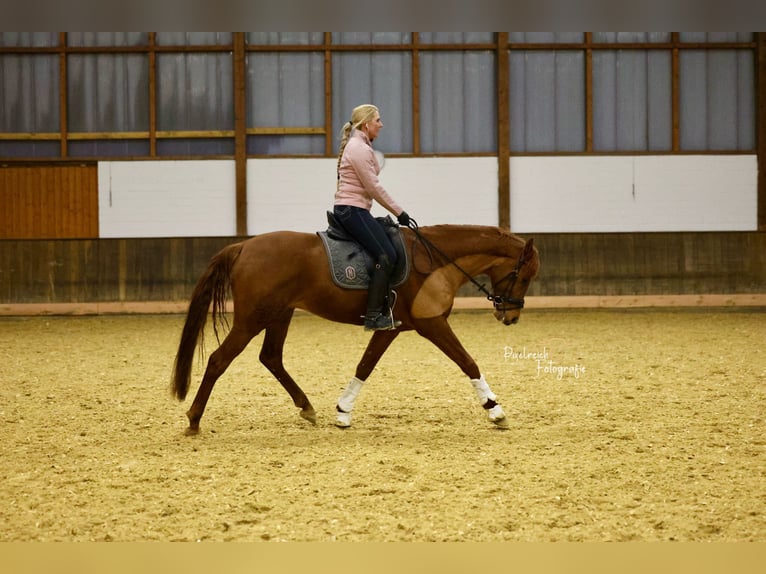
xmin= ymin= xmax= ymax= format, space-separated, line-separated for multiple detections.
xmin=364 ymin=264 xmax=401 ymax=331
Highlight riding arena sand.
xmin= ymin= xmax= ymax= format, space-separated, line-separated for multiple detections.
xmin=1 ymin=307 xmax=764 ymax=545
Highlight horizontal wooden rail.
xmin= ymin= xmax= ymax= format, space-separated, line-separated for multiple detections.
xmin=2 ymin=294 xmax=765 ymax=317
xmin=0 ymin=40 xmax=756 ymax=55
xmin=0 ymin=128 xmax=327 ymax=140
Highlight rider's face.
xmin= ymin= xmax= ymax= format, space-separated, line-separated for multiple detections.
xmin=365 ymin=114 xmax=383 ymax=141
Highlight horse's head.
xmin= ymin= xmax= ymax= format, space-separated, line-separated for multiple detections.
xmin=487 ymin=237 xmax=539 ymax=325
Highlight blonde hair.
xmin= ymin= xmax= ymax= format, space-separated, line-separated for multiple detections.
xmin=336 ymin=104 xmax=379 ymax=178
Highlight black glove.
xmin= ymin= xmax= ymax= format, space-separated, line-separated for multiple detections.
xmin=397 ymin=211 xmax=410 ymax=227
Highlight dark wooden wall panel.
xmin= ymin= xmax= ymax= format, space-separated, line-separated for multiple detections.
xmin=0 ymin=234 xmax=764 ymax=305
xmin=523 ymin=232 xmax=766 ymax=297
xmin=0 ymin=237 xmax=246 ymax=304
xmin=0 ymin=165 xmax=98 ymax=239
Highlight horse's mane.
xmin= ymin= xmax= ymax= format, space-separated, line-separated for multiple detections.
xmin=414 ymin=224 xmax=526 ymax=257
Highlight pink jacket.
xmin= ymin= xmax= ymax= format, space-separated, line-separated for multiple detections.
xmin=334 ymin=130 xmax=404 ymax=216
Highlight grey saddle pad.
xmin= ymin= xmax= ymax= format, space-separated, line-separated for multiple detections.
xmin=317 ymin=213 xmax=410 ymax=290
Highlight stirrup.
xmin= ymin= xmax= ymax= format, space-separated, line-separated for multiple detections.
xmin=364 ymin=312 xmax=401 ymax=331
xmin=363 ymin=289 xmax=400 ymax=331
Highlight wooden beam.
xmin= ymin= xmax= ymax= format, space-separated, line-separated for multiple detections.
xmin=585 ymin=32 xmax=593 ymax=152
xmin=246 ymin=127 xmax=325 ymax=135
xmin=58 ymin=33 xmax=68 ymax=158
xmin=496 ymin=33 xmax=510 ymax=230
xmin=3 ymin=127 xmax=337 ymax=140
xmin=5 ymin=293 xmax=766 ymax=316
xmin=4 ymin=39 xmax=756 ymax=55
xmin=0 ymin=133 xmax=60 ymax=140
xmin=758 ymin=32 xmax=766 ymax=231
xmin=324 ymin=32 xmax=333 ymax=157
xmin=148 ymin=32 xmax=157 ymax=157
xmin=67 ymin=132 xmax=152 ymax=140
xmin=671 ymin=33 xmax=680 ymax=151
xmin=412 ymin=32 xmax=421 ymax=156
xmin=233 ymin=32 xmax=248 ymax=236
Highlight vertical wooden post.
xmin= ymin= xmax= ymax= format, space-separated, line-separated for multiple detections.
xmin=148 ymin=32 xmax=157 ymax=157
xmin=585 ymin=32 xmax=593 ymax=152
xmin=671 ymin=32 xmax=680 ymax=152
xmin=757 ymin=32 xmax=766 ymax=230
xmin=233 ymin=32 xmax=248 ymax=236
xmin=496 ymin=32 xmax=510 ymax=230
xmin=324 ymin=32 xmax=333 ymax=157
xmin=412 ymin=32 xmax=421 ymax=156
xmin=58 ymin=32 xmax=68 ymax=158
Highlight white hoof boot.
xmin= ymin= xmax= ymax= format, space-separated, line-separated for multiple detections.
xmin=471 ymin=374 xmax=497 ymax=404
xmin=336 ymin=409 xmax=352 ymax=428
xmin=488 ymin=404 xmax=508 ymax=428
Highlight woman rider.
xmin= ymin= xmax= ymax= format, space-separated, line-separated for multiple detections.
xmin=333 ymin=104 xmax=411 ymax=331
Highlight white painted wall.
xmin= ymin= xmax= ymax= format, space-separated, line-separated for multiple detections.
xmin=509 ymin=155 xmax=757 ymax=232
xmin=98 ymin=155 xmax=757 ymax=237
xmin=246 ymin=159 xmax=333 ymax=235
xmin=246 ymin=157 xmax=498 ymax=234
xmin=98 ymin=160 xmax=236 ymax=238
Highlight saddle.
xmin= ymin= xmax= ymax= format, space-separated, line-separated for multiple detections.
xmin=317 ymin=212 xmax=409 ymax=290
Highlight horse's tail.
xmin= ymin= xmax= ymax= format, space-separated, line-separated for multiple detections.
xmin=171 ymin=242 xmax=243 ymax=401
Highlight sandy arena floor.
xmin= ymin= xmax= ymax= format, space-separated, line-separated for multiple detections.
xmin=1 ymin=308 xmax=764 ymax=542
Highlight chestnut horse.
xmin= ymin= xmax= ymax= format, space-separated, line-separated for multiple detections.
xmin=171 ymin=223 xmax=539 ymax=434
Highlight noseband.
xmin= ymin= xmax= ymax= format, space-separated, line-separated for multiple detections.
xmin=487 ymin=261 xmax=526 ymax=312
xmin=407 ymin=219 xmax=528 ymax=312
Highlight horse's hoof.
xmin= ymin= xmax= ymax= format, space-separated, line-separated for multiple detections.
xmin=335 ymin=410 xmax=352 ymax=428
xmin=491 ymin=417 xmax=509 ymax=430
xmin=184 ymin=426 xmax=200 ymax=436
xmin=487 ymin=405 xmax=509 ymax=429
xmin=300 ymin=408 xmax=317 ymax=425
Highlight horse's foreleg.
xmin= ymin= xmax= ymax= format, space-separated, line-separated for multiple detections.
xmin=336 ymin=329 xmax=400 ymax=428
xmin=186 ymin=326 xmax=254 ymax=435
xmin=259 ymin=310 xmax=316 ymax=424
xmin=469 ymin=374 xmax=508 ymax=429
xmin=414 ymin=317 xmax=508 ymax=429
xmin=355 ymin=329 xmax=400 ymax=380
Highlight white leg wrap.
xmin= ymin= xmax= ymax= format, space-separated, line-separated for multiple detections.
xmin=470 ymin=374 xmax=497 ymax=406
xmin=337 ymin=377 xmax=365 ymax=414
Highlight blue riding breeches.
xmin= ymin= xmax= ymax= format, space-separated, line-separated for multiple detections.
xmin=333 ymin=205 xmax=398 ymax=272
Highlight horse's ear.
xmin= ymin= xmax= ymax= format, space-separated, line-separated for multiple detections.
xmin=523 ymin=237 xmax=534 ymax=256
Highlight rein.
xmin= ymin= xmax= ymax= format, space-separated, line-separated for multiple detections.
xmin=405 ymin=219 xmax=526 ymax=311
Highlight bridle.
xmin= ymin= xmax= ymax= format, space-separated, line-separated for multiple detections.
xmin=487 ymin=262 xmax=526 ymax=312
xmin=406 ymin=219 xmax=528 ymax=312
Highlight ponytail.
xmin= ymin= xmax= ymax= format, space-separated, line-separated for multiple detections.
xmin=336 ymin=121 xmax=353 ymax=181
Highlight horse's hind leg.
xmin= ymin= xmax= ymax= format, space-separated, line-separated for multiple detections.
xmin=259 ymin=309 xmax=316 ymax=424
xmin=186 ymin=325 xmax=255 ymax=435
